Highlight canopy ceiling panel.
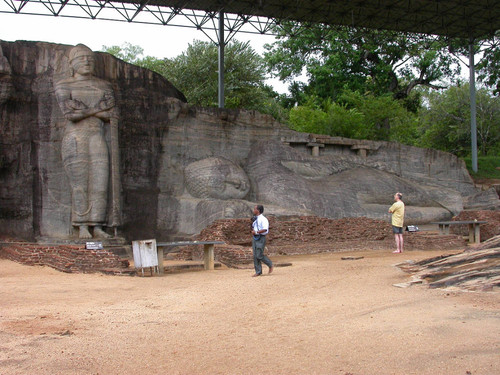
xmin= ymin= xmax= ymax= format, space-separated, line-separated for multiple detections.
xmin=119 ymin=0 xmax=500 ymax=38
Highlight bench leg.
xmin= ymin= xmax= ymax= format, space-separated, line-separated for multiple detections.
xmin=467 ymin=224 xmax=473 ymax=243
xmin=204 ymin=244 xmax=215 ymax=270
xmin=474 ymin=224 xmax=481 ymax=244
xmin=157 ymin=248 xmax=164 ymax=275
xmin=438 ymin=224 xmax=450 ymax=235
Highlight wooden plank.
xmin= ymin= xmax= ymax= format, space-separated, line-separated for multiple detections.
xmin=153 ymin=241 xmax=224 ymax=272
xmin=432 ymin=221 xmax=487 ymax=243
xmin=157 ymin=241 xmax=224 ymax=247
xmin=431 ymin=221 xmax=487 ymax=225
xmin=474 ymin=224 xmax=481 ymax=244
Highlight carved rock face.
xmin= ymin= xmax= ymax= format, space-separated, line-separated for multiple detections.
xmin=247 ymin=140 xmax=465 ymax=223
xmin=184 ymin=157 xmax=250 ymax=199
xmin=2 ymin=40 xmax=499 ymax=241
xmin=0 ymin=46 xmax=13 ymax=105
xmin=55 ymin=44 xmax=118 ymax=238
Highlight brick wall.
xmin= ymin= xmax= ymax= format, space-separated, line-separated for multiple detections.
xmin=180 ymin=216 xmax=466 ymax=267
xmin=0 ymin=240 xmax=130 ymax=274
xmin=1 ymin=214 xmax=472 ymax=272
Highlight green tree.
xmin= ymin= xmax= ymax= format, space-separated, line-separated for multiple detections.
xmin=445 ymin=32 xmax=500 ymax=96
xmin=288 ymin=90 xmax=419 ymax=144
xmin=288 ymin=104 xmax=328 ymax=134
xmin=101 ymin=43 xmax=167 ymax=73
xmin=163 ymin=40 xmax=273 ymax=109
xmin=102 ymin=42 xmax=145 ymax=64
xmin=264 ymin=23 xmax=457 ymax=108
xmin=478 ymin=38 xmax=500 ymax=95
xmin=339 ymin=90 xmax=419 ymax=143
xmin=101 ymin=41 xmax=285 ymax=118
xmin=419 ymin=83 xmax=500 ymax=156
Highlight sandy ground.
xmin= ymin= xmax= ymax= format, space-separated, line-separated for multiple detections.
xmin=1 ymin=248 xmax=499 ymax=375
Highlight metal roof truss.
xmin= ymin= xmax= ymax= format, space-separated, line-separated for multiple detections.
xmin=1 ymin=0 xmax=278 ymax=44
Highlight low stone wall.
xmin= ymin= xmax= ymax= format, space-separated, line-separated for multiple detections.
xmin=0 ymin=240 xmax=131 ymax=274
xmin=1 ymin=214 xmax=471 ymax=273
xmin=181 ymin=216 xmax=466 ymax=267
xmin=216 ymin=244 xmax=254 ymax=266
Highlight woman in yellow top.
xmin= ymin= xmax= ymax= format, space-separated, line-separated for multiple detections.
xmin=388 ymin=192 xmax=405 ymax=253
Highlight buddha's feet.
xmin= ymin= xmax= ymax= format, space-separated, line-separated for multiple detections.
xmin=79 ymin=225 xmax=92 ymax=239
xmin=94 ymin=226 xmax=112 ymax=239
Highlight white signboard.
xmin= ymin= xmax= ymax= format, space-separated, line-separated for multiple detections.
xmin=132 ymin=239 xmax=158 ymax=268
xmin=86 ymin=241 xmax=103 ymax=250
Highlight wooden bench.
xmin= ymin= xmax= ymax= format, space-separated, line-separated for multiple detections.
xmin=430 ymin=220 xmax=487 ymax=244
xmin=156 ymin=241 xmax=224 ymax=274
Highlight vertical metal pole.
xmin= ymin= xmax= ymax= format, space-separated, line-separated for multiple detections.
xmin=469 ymin=41 xmax=478 ymax=173
xmin=218 ymin=11 xmax=225 ymax=109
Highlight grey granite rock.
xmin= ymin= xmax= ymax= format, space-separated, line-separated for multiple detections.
xmin=0 ymin=40 xmax=497 ymax=242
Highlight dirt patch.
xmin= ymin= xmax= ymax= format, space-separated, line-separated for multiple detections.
xmin=3 ymin=315 xmax=75 ymax=337
xmin=0 ymin=250 xmax=498 ymax=375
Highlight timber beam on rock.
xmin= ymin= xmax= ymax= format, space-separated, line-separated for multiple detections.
xmin=396 ymin=247 xmax=500 ymax=291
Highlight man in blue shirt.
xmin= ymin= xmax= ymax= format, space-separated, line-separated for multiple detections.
xmin=251 ymin=205 xmax=273 ymax=277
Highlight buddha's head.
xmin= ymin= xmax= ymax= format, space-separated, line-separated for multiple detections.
xmin=69 ymin=44 xmax=95 ymax=77
xmin=184 ymin=157 xmax=250 ymax=199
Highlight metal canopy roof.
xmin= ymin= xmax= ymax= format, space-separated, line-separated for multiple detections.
xmin=118 ymin=0 xmax=500 ymax=39
xmin=2 ymin=1 xmax=499 ymax=39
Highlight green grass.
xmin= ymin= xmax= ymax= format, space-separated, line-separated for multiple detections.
xmin=463 ymin=156 xmax=500 ymax=179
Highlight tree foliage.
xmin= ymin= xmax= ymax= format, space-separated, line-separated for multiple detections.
xmin=101 ymin=33 xmax=500 ymax=157
xmin=102 ymin=40 xmax=284 ymax=117
xmin=288 ymin=90 xmax=419 ymax=143
xmin=161 ymin=40 xmax=268 ymax=108
xmin=264 ymin=23 xmax=458 ymax=107
xmin=101 ymin=42 xmax=168 ymax=74
xmin=445 ymin=32 xmax=500 ymax=96
xmin=418 ymin=83 xmax=500 ymax=156
xmin=102 ymin=42 xmax=145 ymax=64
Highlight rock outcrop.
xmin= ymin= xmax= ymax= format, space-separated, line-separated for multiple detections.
xmin=0 ymin=44 xmax=14 ymax=105
xmin=0 ymin=40 xmax=498 ymax=242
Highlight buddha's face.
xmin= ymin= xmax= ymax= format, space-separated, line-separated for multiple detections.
xmin=185 ymin=157 xmax=250 ymax=199
xmin=222 ymin=165 xmax=250 ymax=198
xmin=71 ymin=53 xmax=95 ymax=76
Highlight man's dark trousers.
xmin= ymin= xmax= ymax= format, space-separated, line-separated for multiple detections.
xmin=252 ymin=235 xmax=272 ymax=275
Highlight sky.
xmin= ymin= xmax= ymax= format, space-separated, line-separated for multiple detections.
xmin=0 ymin=10 xmax=292 ymax=93
xmin=0 ymin=7 xmax=475 ymax=96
